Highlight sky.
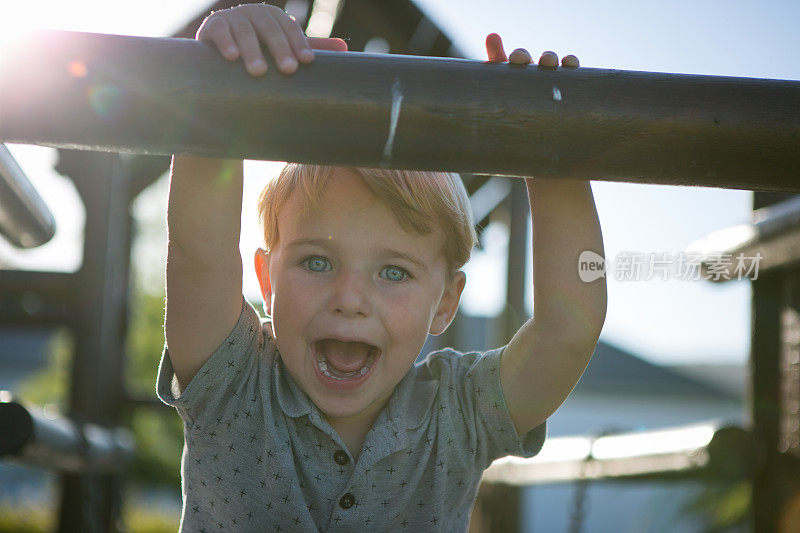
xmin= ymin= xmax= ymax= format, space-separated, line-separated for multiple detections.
xmin=2 ymin=0 xmax=799 ymax=367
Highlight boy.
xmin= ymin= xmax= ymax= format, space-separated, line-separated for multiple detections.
xmin=157 ymin=4 xmax=606 ymax=531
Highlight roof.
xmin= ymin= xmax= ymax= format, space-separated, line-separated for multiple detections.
xmin=576 ymin=340 xmax=742 ymax=400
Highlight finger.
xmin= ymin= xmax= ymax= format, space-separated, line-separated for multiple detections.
xmin=228 ymin=17 xmax=268 ymax=76
xmin=509 ymin=48 xmax=532 ymax=65
xmin=250 ymin=14 xmax=298 ymax=73
xmin=308 ymin=37 xmax=348 ymax=51
xmin=562 ymin=54 xmax=580 ymax=68
xmin=197 ymin=16 xmax=240 ymax=61
xmin=485 ymin=33 xmax=508 ymax=63
xmin=538 ymin=50 xmax=559 ymax=69
xmin=272 ymin=11 xmax=315 ymax=63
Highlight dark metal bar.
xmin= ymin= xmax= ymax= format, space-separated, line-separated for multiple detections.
xmin=2 ymin=30 xmax=800 ymax=191
xmin=54 ymin=150 xmax=133 ymax=533
xmin=0 ymin=392 xmax=134 ymax=473
xmin=0 ymin=144 xmax=56 ymax=248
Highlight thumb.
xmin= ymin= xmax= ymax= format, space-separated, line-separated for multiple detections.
xmin=485 ymin=33 xmax=507 ymax=63
xmin=308 ymin=37 xmax=348 ymax=51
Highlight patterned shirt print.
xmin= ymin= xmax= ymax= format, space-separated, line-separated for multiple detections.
xmin=157 ymin=298 xmax=546 ymax=532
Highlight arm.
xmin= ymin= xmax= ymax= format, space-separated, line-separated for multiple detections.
xmin=165 ymin=156 xmax=244 ymax=390
xmin=164 ymin=5 xmax=345 ymax=389
xmin=484 ymin=35 xmax=607 ymax=435
xmin=501 ymin=178 xmax=607 ymax=435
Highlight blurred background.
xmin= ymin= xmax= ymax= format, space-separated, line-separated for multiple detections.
xmin=1 ymin=0 xmax=799 ymax=531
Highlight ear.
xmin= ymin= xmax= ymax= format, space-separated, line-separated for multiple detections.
xmin=430 ymin=271 xmax=466 ymax=336
xmin=254 ymin=248 xmax=273 ymax=316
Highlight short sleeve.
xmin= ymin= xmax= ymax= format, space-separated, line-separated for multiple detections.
xmin=436 ymin=347 xmax=546 ymax=470
xmin=156 ymin=298 xmax=270 ymax=427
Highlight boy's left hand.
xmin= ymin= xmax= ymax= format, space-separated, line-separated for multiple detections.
xmin=485 ymin=33 xmax=579 ymax=68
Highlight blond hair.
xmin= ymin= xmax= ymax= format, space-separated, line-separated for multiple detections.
xmin=257 ymin=164 xmax=477 ymax=274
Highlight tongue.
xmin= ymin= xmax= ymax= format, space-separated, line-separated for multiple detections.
xmin=319 ymin=340 xmax=372 ymax=372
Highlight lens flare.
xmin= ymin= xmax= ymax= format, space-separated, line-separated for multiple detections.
xmin=87 ymin=84 xmax=124 ymax=123
xmin=67 ymin=60 xmax=88 ymax=78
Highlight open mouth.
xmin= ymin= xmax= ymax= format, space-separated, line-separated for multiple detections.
xmin=313 ymin=339 xmax=380 ymax=381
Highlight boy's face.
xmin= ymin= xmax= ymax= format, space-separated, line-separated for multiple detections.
xmin=256 ymin=169 xmax=464 ymax=429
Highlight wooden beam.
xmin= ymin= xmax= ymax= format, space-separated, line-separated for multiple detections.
xmin=2 ymin=30 xmax=800 ymax=191
xmin=688 ymin=196 xmax=800 ymax=280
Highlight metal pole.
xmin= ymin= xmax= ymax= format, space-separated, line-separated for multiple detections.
xmin=0 ymin=144 xmax=56 ymax=248
xmin=54 ymin=150 xmax=133 ymax=533
xmin=0 ymin=394 xmax=134 ymax=473
xmin=2 ymin=30 xmax=800 ymax=191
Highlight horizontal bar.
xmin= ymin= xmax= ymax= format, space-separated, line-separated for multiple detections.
xmin=1 ymin=30 xmax=800 ymax=191
xmin=0 ymin=144 xmax=56 ymax=248
xmin=482 ymin=421 xmax=751 ymax=485
xmin=0 ymin=391 xmax=134 ymax=473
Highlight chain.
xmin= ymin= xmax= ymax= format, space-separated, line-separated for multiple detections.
xmin=567 ymin=428 xmax=620 ymax=533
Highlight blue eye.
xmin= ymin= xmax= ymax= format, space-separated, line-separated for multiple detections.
xmin=304 ymin=256 xmax=330 ymax=272
xmin=381 ymin=266 xmax=408 ymax=282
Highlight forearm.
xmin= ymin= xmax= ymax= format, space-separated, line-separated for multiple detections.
xmin=526 ymin=177 xmax=607 ymax=340
xmin=165 ymin=155 xmax=245 ymax=387
xmin=167 ymin=155 xmax=244 ymax=261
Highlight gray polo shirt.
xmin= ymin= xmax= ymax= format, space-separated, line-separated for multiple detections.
xmin=157 ymin=298 xmax=546 ymax=532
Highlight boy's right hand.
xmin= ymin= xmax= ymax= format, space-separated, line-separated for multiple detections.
xmin=196 ymin=4 xmax=348 ymax=77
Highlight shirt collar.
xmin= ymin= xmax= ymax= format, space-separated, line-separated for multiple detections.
xmin=273 ymin=351 xmax=314 ymax=418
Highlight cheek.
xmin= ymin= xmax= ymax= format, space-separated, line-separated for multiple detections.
xmin=270 ymin=273 xmax=319 ymax=330
xmin=380 ymin=289 xmax=439 ymax=336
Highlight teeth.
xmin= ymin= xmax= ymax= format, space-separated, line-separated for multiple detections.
xmin=317 ymin=352 xmax=376 ymax=380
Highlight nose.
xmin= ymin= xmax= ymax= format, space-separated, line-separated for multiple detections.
xmin=329 ymin=270 xmax=371 ymax=318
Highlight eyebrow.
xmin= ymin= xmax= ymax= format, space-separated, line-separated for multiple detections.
xmin=376 ymin=248 xmax=429 ymax=272
xmin=285 ymin=238 xmax=331 ymax=249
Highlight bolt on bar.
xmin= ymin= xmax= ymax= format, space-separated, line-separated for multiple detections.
xmin=0 ymin=391 xmax=134 ymax=474
xmin=1 ymin=30 xmax=799 ymax=192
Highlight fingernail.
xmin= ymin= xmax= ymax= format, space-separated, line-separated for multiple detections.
xmin=281 ymin=57 xmax=297 ymax=71
xmin=539 ymin=52 xmax=558 ymax=68
xmin=301 ymin=49 xmax=314 ymax=61
xmin=250 ymin=58 xmax=266 ymax=71
xmin=225 ymin=45 xmax=238 ymax=57
xmin=509 ymin=48 xmax=531 ymax=63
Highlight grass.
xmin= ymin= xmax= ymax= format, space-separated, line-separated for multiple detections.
xmin=0 ymin=500 xmax=179 ymax=533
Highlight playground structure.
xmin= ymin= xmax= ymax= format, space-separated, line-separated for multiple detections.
xmin=1 ymin=1 xmax=800 ymax=531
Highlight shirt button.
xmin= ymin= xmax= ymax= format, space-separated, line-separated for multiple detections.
xmin=333 ymin=450 xmax=349 ymax=465
xmin=339 ymin=492 xmax=355 ymax=509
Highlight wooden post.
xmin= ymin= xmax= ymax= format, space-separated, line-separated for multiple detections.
xmin=749 ymin=191 xmax=800 ymax=532
xmin=2 ymin=30 xmax=800 ymax=191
